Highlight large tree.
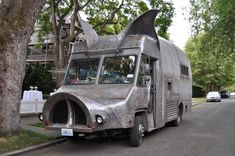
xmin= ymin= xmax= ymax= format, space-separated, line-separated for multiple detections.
xmin=0 ymin=0 xmax=45 ymax=136
xmin=185 ymin=33 xmax=235 ymax=91
xmin=38 ymin=0 xmax=175 ymax=87
xmin=186 ymin=0 xmax=235 ymax=91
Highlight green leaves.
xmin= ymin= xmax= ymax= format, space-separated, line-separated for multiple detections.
xmin=185 ymin=33 xmax=235 ymax=91
xmin=149 ymin=0 xmax=174 ymax=39
xmin=85 ymin=0 xmax=147 ymax=35
xmin=23 ymin=63 xmax=53 ymax=94
xmin=186 ymin=0 xmax=235 ymax=91
xmin=38 ymin=0 xmax=175 ymax=38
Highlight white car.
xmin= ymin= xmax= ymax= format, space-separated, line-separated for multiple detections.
xmin=230 ymin=92 xmax=235 ymax=96
xmin=206 ymin=91 xmax=221 ymax=102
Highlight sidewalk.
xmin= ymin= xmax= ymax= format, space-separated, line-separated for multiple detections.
xmin=192 ymin=102 xmax=202 ymax=106
xmin=20 ymin=115 xmax=61 ymax=138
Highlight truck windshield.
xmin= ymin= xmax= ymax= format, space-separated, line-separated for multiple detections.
xmin=64 ymin=58 xmax=99 ymax=85
xmin=99 ymin=55 xmax=136 ymax=84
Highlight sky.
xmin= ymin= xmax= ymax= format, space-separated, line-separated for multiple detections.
xmin=168 ymin=0 xmax=191 ymax=49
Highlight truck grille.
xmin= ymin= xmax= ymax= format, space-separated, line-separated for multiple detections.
xmin=71 ymin=101 xmax=87 ymax=125
xmin=52 ymin=100 xmax=68 ymax=124
xmin=51 ymin=100 xmax=86 ymax=125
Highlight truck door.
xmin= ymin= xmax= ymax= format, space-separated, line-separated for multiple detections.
xmin=138 ymin=55 xmax=163 ymax=130
xmin=150 ymin=59 xmax=157 ymax=127
xmin=150 ymin=59 xmax=164 ymax=128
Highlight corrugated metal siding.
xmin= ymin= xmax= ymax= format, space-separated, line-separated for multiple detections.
xmin=166 ymin=96 xmax=178 ymax=121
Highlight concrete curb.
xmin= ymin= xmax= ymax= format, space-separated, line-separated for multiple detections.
xmin=2 ymin=137 xmax=67 ymax=156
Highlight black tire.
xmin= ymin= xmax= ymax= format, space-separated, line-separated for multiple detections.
xmin=38 ymin=113 xmax=43 ymax=121
xmin=130 ymin=116 xmax=144 ymax=147
xmin=171 ymin=108 xmax=182 ymax=127
xmin=66 ymin=132 xmax=80 ymax=141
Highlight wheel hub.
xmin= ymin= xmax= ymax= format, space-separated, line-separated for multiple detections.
xmin=139 ymin=124 xmax=144 ymax=134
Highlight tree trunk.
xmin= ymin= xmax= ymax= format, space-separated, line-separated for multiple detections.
xmin=51 ymin=0 xmax=80 ymax=88
xmin=55 ymin=42 xmax=67 ymax=88
xmin=51 ymin=0 xmax=65 ymax=88
xmin=52 ymin=30 xmax=67 ymax=88
xmin=0 ymin=0 xmax=45 ymax=136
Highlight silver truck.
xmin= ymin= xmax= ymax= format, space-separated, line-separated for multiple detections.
xmin=42 ymin=9 xmax=192 ymax=146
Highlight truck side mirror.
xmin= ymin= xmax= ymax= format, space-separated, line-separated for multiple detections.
xmin=140 ymin=75 xmax=151 ymax=86
xmin=145 ymin=76 xmax=151 ymax=86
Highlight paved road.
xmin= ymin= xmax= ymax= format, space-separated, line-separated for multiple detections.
xmin=19 ymin=98 xmax=235 ymax=156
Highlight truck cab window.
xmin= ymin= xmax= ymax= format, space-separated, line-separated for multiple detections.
xmin=181 ymin=65 xmax=189 ymax=76
xmin=64 ymin=58 xmax=99 ymax=85
xmin=99 ymin=55 xmax=136 ymax=84
xmin=138 ymin=55 xmax=151 ymax=87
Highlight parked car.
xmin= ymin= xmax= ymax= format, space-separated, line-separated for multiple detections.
xmin=230 ymin=92 xmax=235 ymax=96
xmin=220 ymin=91 xmax=230 ymax=98
xmin=206 ymin=91 xmax=221 ymax=102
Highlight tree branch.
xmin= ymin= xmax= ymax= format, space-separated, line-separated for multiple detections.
xmin=60 ymin=0 xmax=74 ymax=20
xmin=78 ymin=0 xmax=92 ymax=10
xmin=54 ymin=0 xmax=62 ymax=20
xmin=61 ymin=0 xmax=80 ymax=44
xmin=96 ymin=0 xmax=124 ymax=34
xmin=51 ymin=0 xmax=59 ymax=40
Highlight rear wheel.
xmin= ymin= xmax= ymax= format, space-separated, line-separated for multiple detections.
xmin=171 ymin=107 xmax=182 ymax=127
xmin=130 ymin=116 xmax=144 ymax=147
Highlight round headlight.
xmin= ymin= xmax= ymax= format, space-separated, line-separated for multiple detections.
xmin=96 ymin=116 xmax=103 ymax=124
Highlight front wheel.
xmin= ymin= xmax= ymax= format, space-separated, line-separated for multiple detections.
xmin=38 ymin=113 xmax=43 ymax=121
xmin=130 ymin=116 xmax=144 ymax=147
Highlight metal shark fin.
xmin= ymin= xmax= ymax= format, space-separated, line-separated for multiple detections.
xmin=118 ymin=9 xmax=160 ymax=50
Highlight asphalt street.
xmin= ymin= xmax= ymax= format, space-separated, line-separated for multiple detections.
xmin=18 ymin=97 xmax=235 ymax=156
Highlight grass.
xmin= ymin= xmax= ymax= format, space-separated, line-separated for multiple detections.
xmin=192 ymin=97 xmax=206 ymax=104
xmin=0 ymin=129 xmax=53 ymax=154
xmin=28 ymin=122 xmax=45 ymax=128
